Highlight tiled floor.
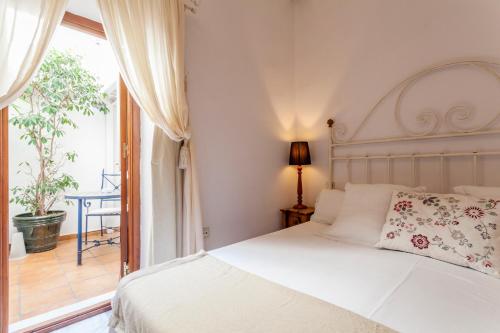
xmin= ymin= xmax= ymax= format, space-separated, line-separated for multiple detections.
xmin=9 ymin=234 xmax=121 ymax=324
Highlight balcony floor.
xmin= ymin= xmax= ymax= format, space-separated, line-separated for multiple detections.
xmin=9 ymin=233 xmax=121 ymax=324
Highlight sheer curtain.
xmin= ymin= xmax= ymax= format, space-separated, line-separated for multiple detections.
xmin=0 ymin=0 xmax=68 ymax=109
xmin=97 ymin=0 xmax=204 ymax=264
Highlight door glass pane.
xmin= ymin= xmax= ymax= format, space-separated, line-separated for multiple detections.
xmin=8 ymin=24 xmax=122 ymax=329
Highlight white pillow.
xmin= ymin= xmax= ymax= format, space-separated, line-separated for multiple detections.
xmin=454 ymin=185 xmax=500 ymax=198
xmin=322 ymin=183 xmax=426 ymax=246
xmin=377 ymin=191 xmax=500 ymax=278
xmin=310 ymin=189 xmax=345 ymax=224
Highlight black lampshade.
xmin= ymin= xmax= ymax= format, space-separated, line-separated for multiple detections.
xmin=289 ymin=142 xmax=311 ymax=166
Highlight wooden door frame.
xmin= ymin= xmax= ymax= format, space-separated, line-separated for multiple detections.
xmin=0 ymin=12 xmax=141 ymax=333
xmin=1 ymin=108 xmax=9 ymax=333
xmin=120 ymin=79 xmax=141 ymax=275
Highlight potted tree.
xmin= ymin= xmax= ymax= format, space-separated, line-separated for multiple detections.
xmin=10 ymin=49 xmax=110 ymax=253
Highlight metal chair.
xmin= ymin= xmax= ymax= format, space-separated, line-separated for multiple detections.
xmin=85 ymin=170 xmax=121 ymax=244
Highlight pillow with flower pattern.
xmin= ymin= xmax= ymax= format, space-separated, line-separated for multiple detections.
xmin=376 ymin=191 xmax=500 ymax=278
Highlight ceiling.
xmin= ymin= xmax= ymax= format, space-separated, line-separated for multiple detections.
xmin=66 ymin=0 xmax=102 ymax=23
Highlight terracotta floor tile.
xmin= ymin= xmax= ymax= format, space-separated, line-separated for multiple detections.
xmin=18 ymin=257 xmax=58 ymax=267
xmin=64 ymin=265 xmax=109 ymax=282
xmin=55 ymin=249 xmax=95 ymax=262
xmin=54 ymin=244 xmax=76 ymax=252
xmin=54 ymin=247 xmax=82 ymax=257
xmin=53 ymin=247 xmax=76 ymax=255
xmin=18 ymin=262 xmax=62 ymax=276
xmin=19 ymin=269 xmax=65 ymax=285
xmin=23 ymin=251 xmax=57 ymax=264
xmin=95 ymin=252 xmax=120 ymax=265
xmin=20 ymin=273 xmax=69 ymax=293
xmin=8 ymin=236 xmax=121 ymax=324
xmin=20 ymin=297 xmax=78 ymax=320
xmin=59 ymin=257 xmax=102 ymax=272
xmin=102 ymin=262 xmax=121 ymax=276
xmin=71 ymin=274 xmax=118 ymax=300
xmin=89 ymin=244 xmax=120 ymax=257
xmin=21 ymin=285 xmax=76 ymax=315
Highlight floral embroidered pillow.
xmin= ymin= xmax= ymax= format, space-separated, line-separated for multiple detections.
xmin=376 ymin=191 xmax=500 ymax=278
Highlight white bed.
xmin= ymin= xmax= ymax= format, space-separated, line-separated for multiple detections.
xmin=211 ymin=221 xmax=500 ymax=333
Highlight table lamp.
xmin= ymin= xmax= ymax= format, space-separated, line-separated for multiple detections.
xmin=289 ymin=141 xmax=311 ymax=209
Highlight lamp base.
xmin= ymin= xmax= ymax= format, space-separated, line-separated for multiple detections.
xmin=292 ymin=203 xmax=308 ymax=210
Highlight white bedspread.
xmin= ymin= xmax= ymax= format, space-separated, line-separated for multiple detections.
xmin=110 ymin=251 xmax=394 ymax=333
xmin=211 ymin=222 xmax=500 ymax=333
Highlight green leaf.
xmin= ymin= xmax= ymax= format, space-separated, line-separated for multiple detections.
xmin=10 ymin=49 xmax=108 ymax=216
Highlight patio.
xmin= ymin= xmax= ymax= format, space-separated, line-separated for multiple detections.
xmin=9 ymin=234 xmax=120 ymax=323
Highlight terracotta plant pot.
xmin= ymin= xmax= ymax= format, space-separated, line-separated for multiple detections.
xmin=13 ymin=211 xmax=66 ymax=253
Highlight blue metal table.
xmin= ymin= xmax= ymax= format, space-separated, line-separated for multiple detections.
xmin=65 ymin=191 xmax=121 ymax=265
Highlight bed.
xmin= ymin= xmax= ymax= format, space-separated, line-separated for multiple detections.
xmin=110 ymin=60 xmax=500 ymax=333
xmin=111 ymin=222 xmax=500 ymax=333
xmin=212 ymin=222 xmax=500 ymax=333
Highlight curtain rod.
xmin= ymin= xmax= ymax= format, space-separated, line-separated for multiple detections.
xmin=185 ymin=0 xmax=200 ymax=14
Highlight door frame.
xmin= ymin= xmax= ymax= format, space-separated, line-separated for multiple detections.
xmin=0 ymin=12 xmax=141 ymax=333
xmin=119 ymin=78 xmax=142 ymax=275
xmin=1 ymin=108 xmax=9 ymax=333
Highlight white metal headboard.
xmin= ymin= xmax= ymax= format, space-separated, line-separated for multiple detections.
xmin=327 ymin=60 xmax=500 ymax=192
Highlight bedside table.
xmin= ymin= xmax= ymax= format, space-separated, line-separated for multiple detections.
xmin=280 ymin=207 xmax=315 ymax=229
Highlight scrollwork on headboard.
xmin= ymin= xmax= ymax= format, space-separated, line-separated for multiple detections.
xmin=327 ymin=60 xmax=500 ymax=191
xmin=335 ymin=60 xmax=500 ymax=143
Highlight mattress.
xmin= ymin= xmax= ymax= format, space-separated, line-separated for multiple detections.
xmin=210 ymin=222 xmax=500 ymax=333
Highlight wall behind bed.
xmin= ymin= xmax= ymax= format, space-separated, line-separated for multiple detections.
xmin=294 ymin=0 xmax=500 ymax=201
xmin=186 ymin=0 xmax=296 ymax=250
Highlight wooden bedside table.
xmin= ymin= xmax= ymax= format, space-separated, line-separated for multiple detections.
xmin=280 ymin=207 xmax=315 ymax=229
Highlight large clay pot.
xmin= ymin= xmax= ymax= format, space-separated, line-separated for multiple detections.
xmin=13 ymin=211 xmax=66 ymax=253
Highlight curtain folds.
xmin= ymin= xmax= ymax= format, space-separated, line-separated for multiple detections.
xmin=0 ymin=0 xmax=68 ymax=109
xmin=97 ymin=0 xmax=204 ymax=262
xmin=148 ymin=128 xmax=181 ymax=265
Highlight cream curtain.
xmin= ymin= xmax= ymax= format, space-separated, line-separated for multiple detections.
xmin=97 ymin=0 xmax=204 ymax=261
xmin=148 ymin=128 xmax=181 ymax=265
xmin=0 ymin=0 xmax=68 ymax=109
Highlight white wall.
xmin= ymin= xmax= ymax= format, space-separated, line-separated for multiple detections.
xmin=294 ymin=0 xmax=500 ymax=200
xmin=186 ymin=0 xmax=296 ymax=250
xmin=67 ymin=0 xmax=101 ymax=22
